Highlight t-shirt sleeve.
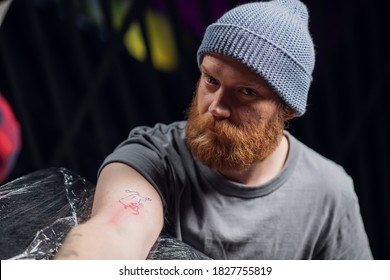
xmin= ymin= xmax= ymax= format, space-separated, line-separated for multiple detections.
xmin=314 ymin=193 xmax=373 ymax=260
xmin=97 ymin=123 xmax=188 ymax=213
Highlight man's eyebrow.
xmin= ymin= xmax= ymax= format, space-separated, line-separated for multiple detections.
xmin=201 ymin=65 xmax=224 ymax=79
xmin=237 ymin=81 xmax=260 ymax=87
xmin=200 ymin=64 xmax=210 ymax=73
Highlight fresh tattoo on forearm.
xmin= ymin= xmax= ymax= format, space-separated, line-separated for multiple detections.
xmin=118 ymin=190 xmax=152 ymax=215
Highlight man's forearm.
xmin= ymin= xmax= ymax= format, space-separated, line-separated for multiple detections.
xmin=54 ymin=228 xmax=85 ymax=259
xmin=54 ymin=219 xmax=158 ymax=260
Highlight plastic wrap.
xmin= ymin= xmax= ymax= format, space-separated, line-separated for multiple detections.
xmin=0 ymin=167 xmax=211 ymax=260
xmin=0 ymin=167 xmax=94 ymax=259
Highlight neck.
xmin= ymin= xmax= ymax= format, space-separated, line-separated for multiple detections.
xmin=218 ymin=134 xmax=289 ymax=186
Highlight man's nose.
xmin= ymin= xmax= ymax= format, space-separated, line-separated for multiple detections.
xmin=208 ymin=89 xmax=231 ymax=119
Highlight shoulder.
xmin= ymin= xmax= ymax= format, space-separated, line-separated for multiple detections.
xmin=290 ymin=133 xmax=352 ymax=181
xmin=101 ymin=121 xmax=190 ymax=187
xmin=104 ymin=121 xmax=188 ymax=166
xmin=287 ymin=132 xmax=356 ymax=203
xmin=285 ymin=133 xmax=372 ymax=259
xmin=129 ymin=121 xmax=186 ymax=140
xmin=118 ymin=121 xmax=191 ymax=161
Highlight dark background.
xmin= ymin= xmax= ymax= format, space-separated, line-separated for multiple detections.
xmin=0 ymin=0 xmax=388 ymax=259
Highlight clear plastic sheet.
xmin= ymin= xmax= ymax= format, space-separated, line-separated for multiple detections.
xmin=0 ymin=167 xmax=211 ymax=260
xmin=0 ymin=167 xmax=95 ymax=259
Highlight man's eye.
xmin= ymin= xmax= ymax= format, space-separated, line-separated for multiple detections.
xmin=241 ymin=88 xmax=256 ymax=96
xmin=205 ymin=76 xmax=218 ymax=85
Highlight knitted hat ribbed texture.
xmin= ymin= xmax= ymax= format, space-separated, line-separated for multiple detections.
xmin=197 ymin=0 xmax=315 ymax=116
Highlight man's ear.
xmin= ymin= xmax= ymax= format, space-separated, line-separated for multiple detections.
xmin=281 ymin=103 xmax=296 ymax=121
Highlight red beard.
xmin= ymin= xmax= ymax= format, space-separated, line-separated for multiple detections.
xmin=185 ymin=96 xmax=285 ymax=171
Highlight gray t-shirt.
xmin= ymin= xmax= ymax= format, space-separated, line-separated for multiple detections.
xmin=101 ymin=121 xmax=373 ymax=259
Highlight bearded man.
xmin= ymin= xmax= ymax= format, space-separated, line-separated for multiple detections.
xmin=55 ymin=0 xmax=372 ymax=260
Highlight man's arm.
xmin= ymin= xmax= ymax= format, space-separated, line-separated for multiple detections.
xmin=54 ymin=162 xmax=164 ymax=259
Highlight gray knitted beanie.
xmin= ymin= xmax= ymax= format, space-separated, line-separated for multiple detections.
xmin=197 ymin=0 xmax=315 ymax=116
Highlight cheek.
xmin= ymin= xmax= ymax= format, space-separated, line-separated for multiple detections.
xmin=238 ymin=108 xmax=260 ymax=126
xmin=240 ymin=102 xmax=278 ymax=124
xmin=255 ymin=100 xmax=280 ymax=117
xmin=196 ymin=89 xmax=211 ymax=114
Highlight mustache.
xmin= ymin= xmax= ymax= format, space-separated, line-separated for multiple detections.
xmin=199 ymin=115 xmax=256 ymax=139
